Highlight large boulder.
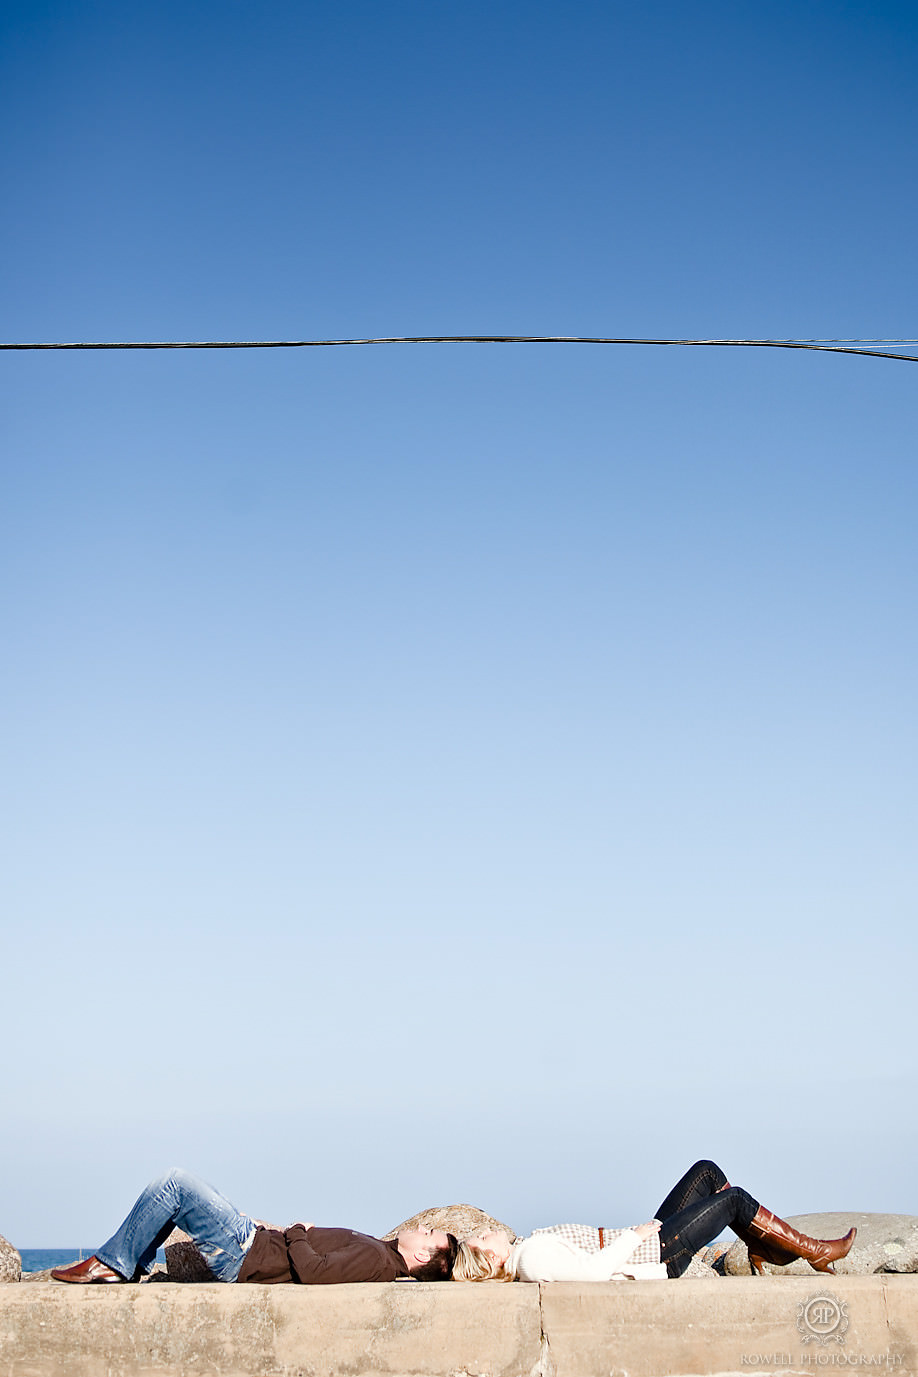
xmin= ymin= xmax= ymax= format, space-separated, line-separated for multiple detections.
xmin=0 ymin=1234 xmax=22 ymax=1283
xmin=724 ymin=1212 xmax=918 ymax=1276
xmin=384 ymin=1205 xmax=517 ymax=1243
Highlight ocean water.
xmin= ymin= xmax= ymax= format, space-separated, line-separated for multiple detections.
xmin=20 ymin=1248 xmax=95 ymax=1273
xmin=20 ymin=1247 xmax=166 ymax=1273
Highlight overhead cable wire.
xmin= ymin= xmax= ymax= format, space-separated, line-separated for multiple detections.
xmin=2 ymin=335 xmax=918 ymax=362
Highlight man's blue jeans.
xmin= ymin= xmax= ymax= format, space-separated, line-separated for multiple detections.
xmin=96 ymin=1169 xmax=257 ymax=1282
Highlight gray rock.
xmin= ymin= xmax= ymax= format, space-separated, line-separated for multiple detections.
xmin=682 ymin=1249 xmax=721 ymax=1279
xmin=0 ymin=1235 xmax=22 ymax=1283
xmin=702 ymin=1240 xmax=731 ymax=1271
xmin=724 ymin=1213 xmax=918 ymax=1276
xmin=383 ymin=1205 xmax=517 ymax=1243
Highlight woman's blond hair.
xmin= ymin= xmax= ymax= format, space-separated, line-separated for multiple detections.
xmin=451 ymin=1241 xmax=514 ymax=1283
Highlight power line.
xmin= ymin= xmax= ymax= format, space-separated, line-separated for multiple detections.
xmin=2 ymin=335 xmax=917 ymax=362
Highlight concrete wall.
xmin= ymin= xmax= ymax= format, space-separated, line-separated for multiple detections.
xmin=541 ymin=1276 xmax=917 ymax=1377
xmin=0 ymin=1276 xmax=915 ymax=1377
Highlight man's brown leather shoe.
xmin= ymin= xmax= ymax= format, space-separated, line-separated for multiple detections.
xmin=51 ymin=1255 xmax=124 ymax=1283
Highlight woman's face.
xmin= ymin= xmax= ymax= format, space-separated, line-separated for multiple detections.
xmin=466 ymin=1229 xmax=512 ymax=1265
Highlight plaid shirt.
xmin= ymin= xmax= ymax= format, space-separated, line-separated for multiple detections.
xmin=530 ymin=1223 xmax=661 ymax=1267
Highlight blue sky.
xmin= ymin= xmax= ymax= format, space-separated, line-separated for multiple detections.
xmin=2 ymin=0 xmax=916 ymax=1246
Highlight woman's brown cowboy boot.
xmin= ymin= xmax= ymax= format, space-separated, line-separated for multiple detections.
xmin=741 ymin=1209 xmax=856 ymax=1275
xmin=731 ymin=1218 xmax=794 ymax=1274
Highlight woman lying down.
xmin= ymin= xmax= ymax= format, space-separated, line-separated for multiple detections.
xmin=452 ymin=1160 xmax=856 ymax=1282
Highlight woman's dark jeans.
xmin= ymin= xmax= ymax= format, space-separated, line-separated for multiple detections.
xmin=655 ymin=1160 xmax=759 ymax=1278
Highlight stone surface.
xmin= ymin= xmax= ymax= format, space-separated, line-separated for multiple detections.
xmin=0 ymin=1234 xmax=21 ymax=1283
xmin=0 ymin=1279 xmax=541 ymax=1377
xmin=724 ymin=1211 xmax=918 ymax=1277
xmin=1 ymin=1275 xmax=914 ymax=1377
xmin=383 ymin=1202 xmax=517 ymax=1242
xmin=540 ymin=1274 xmax=918 ymax=1377
xmin=682 ymin=1247 xmax=721 ymax=1278
xmin=702 ymin=1239 xmax=732 ymax=1274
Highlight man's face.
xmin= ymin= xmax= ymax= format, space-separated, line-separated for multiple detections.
xmin=397 ymin=1224 xmax=451 ymax=1267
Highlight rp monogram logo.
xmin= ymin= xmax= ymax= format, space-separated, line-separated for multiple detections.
xmin=796 ymin=1292 xmax=849 ymax=1346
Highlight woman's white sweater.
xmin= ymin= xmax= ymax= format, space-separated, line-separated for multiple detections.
xmin=509 ymin=1228 xmax=668 ymax=1282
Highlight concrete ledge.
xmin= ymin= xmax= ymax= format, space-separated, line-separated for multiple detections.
xmin=541 ymin=1276 xmax=918 ymax=1376
xmin=0 ymin=1276 xmax=915 ymax=1377
xmin=0 ymin=1283 xmax=538 ymax=1377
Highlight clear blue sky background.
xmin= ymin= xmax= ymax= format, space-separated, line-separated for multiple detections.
xmin=2 ymin=0 xmax=916 ymax=1247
